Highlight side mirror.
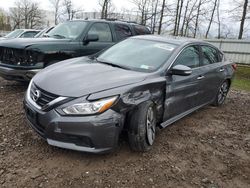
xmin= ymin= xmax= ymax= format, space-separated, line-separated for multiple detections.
xmin=84 ymin=34 xmax=99 ymax=44
xmin=170 ymin=65 xmax=192 ymax=76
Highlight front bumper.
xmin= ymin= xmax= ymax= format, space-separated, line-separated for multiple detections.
xmin=0 ymin=65 xmax=42 ymax=81
xmin=23 ymin=97 xmax=125 ymax=154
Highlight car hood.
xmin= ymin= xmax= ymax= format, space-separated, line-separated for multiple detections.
xmin=0 ymin=37 xmax=71 ymax=49
xmin=33 ymin=57 xmax=147 ymax=97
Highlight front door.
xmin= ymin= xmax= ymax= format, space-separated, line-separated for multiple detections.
xmin=163 ymin=45 xmax=203 ymax=121
xmin=79 ymin=22 xmax=115 ymax=56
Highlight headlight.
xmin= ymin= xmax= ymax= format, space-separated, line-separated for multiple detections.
xmin=62 ymin=96 xmax=118 ymax=115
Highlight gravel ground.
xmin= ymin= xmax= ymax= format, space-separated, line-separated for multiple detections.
xmin=0 ymin=77 xmax=249 ymax=188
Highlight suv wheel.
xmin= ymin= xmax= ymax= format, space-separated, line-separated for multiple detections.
xmin=128 ymin=101 xmax=156 ymax=152
xmin=213 ymin=80 xmax=230 ymax=106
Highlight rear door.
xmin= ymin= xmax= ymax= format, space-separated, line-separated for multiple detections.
xmin=113 ymin=23 xmax=133 ymax=41
xmin=164 ymin=45 xmax=203 ymax=120
xmin=79 ymin=22 xmax=115 ymax=56
xmin=132 ymin=25 xmax=151 ymax=35
xmin=198 ymin=45 xmax=226 ymax=104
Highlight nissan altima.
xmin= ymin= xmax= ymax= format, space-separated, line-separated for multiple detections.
xmin=24 ymin=35 xmax=236 ymax=153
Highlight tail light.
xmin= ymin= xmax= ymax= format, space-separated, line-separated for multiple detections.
xmin=232 ymin=63 xmax=237 ymax=71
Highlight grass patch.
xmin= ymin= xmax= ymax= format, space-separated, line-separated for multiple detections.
xmin=232 ymin=65 xmax=250 ymax=91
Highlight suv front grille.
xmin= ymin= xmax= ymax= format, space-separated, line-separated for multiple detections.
xmin=0 ymin=47 xmax=39 ymax=66
xmin=30 ymin=83 xmax=59 ymax=108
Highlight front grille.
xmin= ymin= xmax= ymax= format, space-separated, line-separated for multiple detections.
xmin=0 ymin=47 xmax=40 ymax=66
xmin=30 ymin=83 xmax=59 ymax=108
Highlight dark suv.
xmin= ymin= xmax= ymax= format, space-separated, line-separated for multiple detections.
xmin=0 ymin=20 xmax=150 ymax=81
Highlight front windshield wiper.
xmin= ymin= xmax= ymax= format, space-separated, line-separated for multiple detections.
xmin=96 ymin=58 xmax=130 ymax=70
xmin=50 ymin=34 xmax=66 ymax=39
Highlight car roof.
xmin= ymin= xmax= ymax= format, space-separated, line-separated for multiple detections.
xmin=14 ymin=29 xmax=41 ymax=32
xmin=67 ymin=19 xmax=145 ymax=26
xmin=132 ymin=35 xmax=210 ymax=46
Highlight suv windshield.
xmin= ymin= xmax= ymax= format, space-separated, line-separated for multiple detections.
xmin=5 ymin=29 xmax=24 ymax=38
xmin=47 ymin=21 xmax=88 ymax=39
xmin=97 ymin=38 xmax=177 ymax=72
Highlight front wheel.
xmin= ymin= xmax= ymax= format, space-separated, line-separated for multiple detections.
xmin=128 ymin=101 xmax=157 ymax=152
xmin=213 ymin=80 xmax=230 ymax=106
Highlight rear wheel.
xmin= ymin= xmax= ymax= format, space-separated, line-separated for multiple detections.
xmin=128 ymin=101 xmax=156 ymax=152
xmin=213 ymin=80 xmax=230 ymax=106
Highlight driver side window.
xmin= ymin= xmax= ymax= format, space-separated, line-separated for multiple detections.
xmin=174 ymin=46 xmax=200 ymax=69
xmin=87 ymin=23 xmax=112 ymax=42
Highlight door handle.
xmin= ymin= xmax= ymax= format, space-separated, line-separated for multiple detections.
xmin=219 ymin=68 xmax=225 ymax=72
xmin=197 ymin=75 xmax=205 ymax=80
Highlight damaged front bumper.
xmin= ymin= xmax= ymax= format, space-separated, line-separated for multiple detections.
xmin=23 ymin=96 xmax=125 ymax=154
xmin=0 ymin=64 xmax=43 ymax=81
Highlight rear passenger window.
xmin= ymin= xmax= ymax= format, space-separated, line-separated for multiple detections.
xmin=133 ymin=25 xmax=151 ymax=35
xmin=218 ymin=52 xmax=224 ymax=62
xmin=114 ymin=24 xmax=132 ymax=41
xmin=174 ymin=46 xmax=200 ymax=69
xmin=88 ymin=23 xmax=112 ymax=42
xmin=20 ymin=31 xmax=38 ymax=38
xmin=201 ymin=46 xmax=220 ymax=65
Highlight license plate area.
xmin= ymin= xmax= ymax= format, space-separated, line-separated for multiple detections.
xmin=25 ymin=104 xmax=37 ymax=125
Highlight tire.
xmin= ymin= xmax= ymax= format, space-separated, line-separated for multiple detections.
xmin=128 ymin=101 xmax=157 ymax=152
xmin=212 ymin=80 xmax=230 ymax=106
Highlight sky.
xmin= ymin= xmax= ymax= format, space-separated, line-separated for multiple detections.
xmin=0 ymin=0 xmax=136 ymax=12
xmin=0 ymin=0 xmax=246 ymax=38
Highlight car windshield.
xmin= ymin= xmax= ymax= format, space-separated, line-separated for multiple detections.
xmin=97 ymin=38 xmax=177 ymax=72
xmin=47 ymin=21 xmax=88 ymax=39
xmin=5 ymin=29 xmax=24 ymax=38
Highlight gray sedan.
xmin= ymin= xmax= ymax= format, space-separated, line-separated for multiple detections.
xmin=24 ymin=35 xmax=236 ymax=153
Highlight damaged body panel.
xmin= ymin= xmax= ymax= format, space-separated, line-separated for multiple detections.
xmin=23 ymin=36 xmax=235 ymax=153
xmin=0 ymin=20 xmax=150 ymax=81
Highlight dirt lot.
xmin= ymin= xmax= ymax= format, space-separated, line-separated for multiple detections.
xmin=0 ymin=77 xmax=249 ymax=188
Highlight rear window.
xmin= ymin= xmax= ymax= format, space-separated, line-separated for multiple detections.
xmin=114 ymin=24 xmax=133 ymax=41
xmin=133 ymin=25 xmax=151 ymax=35
xmin=201 ymin=45 xmax=221 ymax=65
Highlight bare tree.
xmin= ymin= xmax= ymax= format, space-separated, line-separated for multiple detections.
xmin=184 ymin=0 xmax=198 ymax=37
xmin=217 ymin=0 xmax=221 ymax=38
xmin=205 ymin=0 xmax=218 ymax=38
xmin=99 ymin=0 xmax=111 ymax=19
xmin=132 ymin=0 xmax=150 ymax=25
xmin=0 ymin=9 xmax=11 ymax=31
xmin=238 ymin=0 xmax=248 ymax=39
xmin=158 ymin=0 xmax=166 ymax=34
xmin=63 ymin=0 xmax=73 ymax=20
xmin=180 ymin=0 xmax=189 ymax=36
xmin=9 ymin=0 xmax=43 ymax=29
xmin=62 ymin=0 xmax=83 ymax=21
xmin=151 ymin=0 xmax=159 ymax=34
xmin=49 ymin=0 xmax=61 ymax=25
xmin=9 ymin=4 xmax=23 ymax=29
xmin=176 ymin=0 xmax=184 ymax=36
xmin=173 ymin=0 xmax=180 ymax=35
xmin=193 ymin=0 xmax=202 ymax=38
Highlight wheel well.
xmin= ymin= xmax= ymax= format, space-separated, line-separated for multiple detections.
xmin=122 ymin=100 xmax=160 ymax=132
xmin=226 ymin=79 xmax=231 ymax=87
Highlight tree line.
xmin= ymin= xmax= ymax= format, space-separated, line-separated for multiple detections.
xmin=100 ymin=0 xmax=249 ymax=39
xmin=0 ymin=0 xmax=249 ymax=39
xmin=128 ymin=0 xmax=249 ymax=39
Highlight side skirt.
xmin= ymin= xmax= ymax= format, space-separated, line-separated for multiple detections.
xmin=160 ymin=102 xmax=211 ymax=129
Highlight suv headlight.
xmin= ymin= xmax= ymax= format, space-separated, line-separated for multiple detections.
xmin=62 ymin=96 xmax=118 ymax=115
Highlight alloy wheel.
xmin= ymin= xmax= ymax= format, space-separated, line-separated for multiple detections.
xmin=218 ymin=81 xmax=229 ymax=105
xmin=146 ymin=107 xmax=156 ymax=146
